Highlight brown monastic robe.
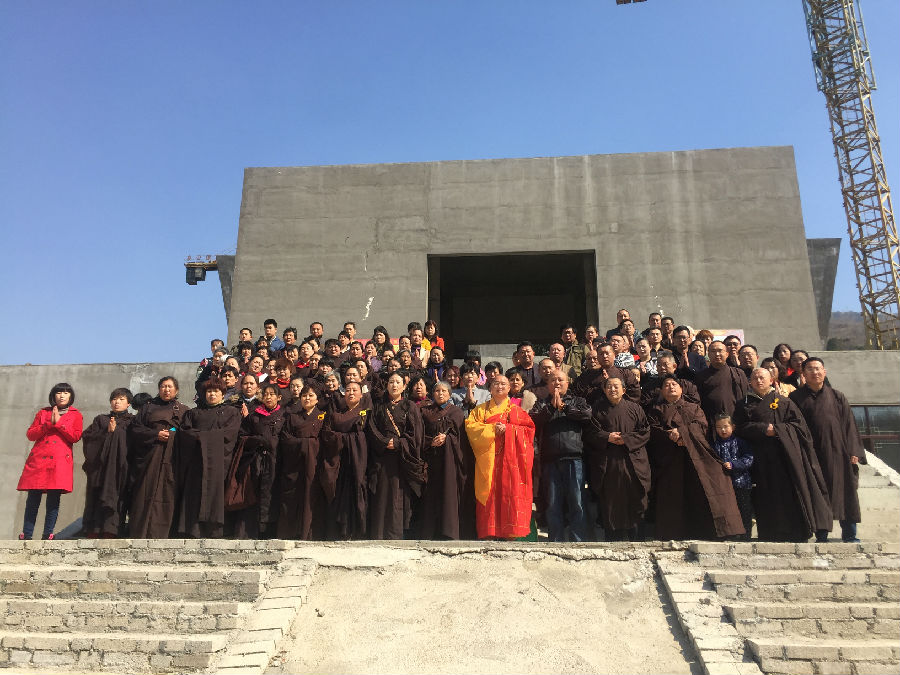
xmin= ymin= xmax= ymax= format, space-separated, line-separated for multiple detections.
xmin=174 ymin=403 xmax=242 ymax=538
xmin=734 ymin=389 xmax=832 ymax=541
xmin=277 ymin=407 xmax=338 ymax=540
xmin=127 ymin=397 xmax=190 ymax=538
xmin=640 ymin=377 xmax=700 ymax=410
xmin=324 ymin=405 xmax=369 ymax=539
xmin=790 ymin=385 xmax=866 ymax=523
xmin=226 ymin=405 xmax=285 ymax=538
xmin=366 ymin=398 xmax=427 ymax=539
xmin=419 ymin=401 xmax=473 ymax=540
xmin=573 ymin=366 xmax=641 ymax=407
xmin=647 ymin=398 xmax=745 ymax=540
xmin=583 ymin=398 xmax=652 ymax=533
xmin=696 ymin=364 xmax=748 ymax=430
xmin=81 ymin=411 xmax=134 ymax=537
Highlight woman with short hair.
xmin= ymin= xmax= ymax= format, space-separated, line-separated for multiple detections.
xmin=18 ymin=383 xmax=83 ymax=540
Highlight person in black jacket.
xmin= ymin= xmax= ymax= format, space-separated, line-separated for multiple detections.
xmin=529 ymin=371 xmax=592 ymax=542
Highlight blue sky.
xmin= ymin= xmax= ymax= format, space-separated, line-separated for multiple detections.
xmin=1 ymin=1 xmax=897 ymax=365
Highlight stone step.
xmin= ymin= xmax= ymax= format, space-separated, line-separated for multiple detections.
xmin=689 ymin=541 xmax=900 ymax=557
xmin=0 ymin=539 xmax=291 ymax=567
xmin=0 ymin=565 xmax=267 ymax=601
xmin=0 ymin=630 xmax=229 ymax=672
xmin=707 ymin=569 xmax=900 ymax=603
xmin=0 ymin=598 xmax=250 ymax=634
xmin=858 ymin=473 xmax=895 ymax=488
xmin=747 ymin=637 xmax=900 ymax=675
xmin=693 ymin=552 xmax=900 ymax=571
xmin=723 ymin=601 xmax=900 ymax=639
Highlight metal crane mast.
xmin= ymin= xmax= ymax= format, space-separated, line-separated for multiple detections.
xmin=802 ymin=0 xmax=899 ymax=349
xmin=618 ymin=0 xmax=899 ymax=349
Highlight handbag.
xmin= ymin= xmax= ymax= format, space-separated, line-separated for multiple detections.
xmin=225 ymin=438 xmax=257 ymax=511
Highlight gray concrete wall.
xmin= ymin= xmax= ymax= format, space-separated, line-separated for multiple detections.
xmin=0 ymin=363 xmax=197 ymax=540
xmin=807 ymin=350 xmax=900 ymax=405
xmin=217 ymin=254 xmax=236 ymax=324
xmin=806 ymin=238 xmax=840 ymax=340
xmin=228 ymin=147 xmax=822 ymax=351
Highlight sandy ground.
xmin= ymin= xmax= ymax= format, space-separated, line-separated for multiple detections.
xmin=269 ymin=549 xmax=698 ymax=675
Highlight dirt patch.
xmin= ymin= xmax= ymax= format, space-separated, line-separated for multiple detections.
xmin=270 ymin=551 xmax=698 ymax=674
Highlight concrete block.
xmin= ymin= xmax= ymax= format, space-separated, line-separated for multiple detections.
xmin=8 ymin=649 xmax=32 ymax=664
xmin=1 ymin=636 xmax=25 ymax=648
xmin=217 ymin=652 xmax=270 ymax=669
xmin=150 ymin=654 xmax=174 ymax=669
xmin=230 ymin=639 xmax=276 ymax=655
xmin=840 ymin=644 xmax=894 ymax=660
xmin=173 ymin=653 xmax=215 ymax=669
xmin=812 ymin=662 xmax=853 ymax=675
xmin=754 ymin=543 xmax=797 ymax=554
xmin=785 ymin=645 xmax=839 ymax=660
xmin=31 ymin=650 xmax=76 ymax=666
xmin=759 ymin=657 xmax=814 ymax=675
xmin=703 ymin=662 xmax=742 ymax=675
xmin=758 ymin=605 xmax=804 ymax=619
xmin=23 ymin=635 xmax=70 ymax=650
xmin=246 ymin=608 xmax=293 ymax=631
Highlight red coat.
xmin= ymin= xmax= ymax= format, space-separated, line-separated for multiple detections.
xmin=17 ymin=407 xmax=83 ymax=493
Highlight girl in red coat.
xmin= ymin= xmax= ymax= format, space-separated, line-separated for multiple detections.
xmin=17 ymin=383 xmax=83 ymax=540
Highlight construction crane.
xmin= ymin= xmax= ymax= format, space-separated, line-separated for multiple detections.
xmin=618 ymin=0 xmax=899 ymax=349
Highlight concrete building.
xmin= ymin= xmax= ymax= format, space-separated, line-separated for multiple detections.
xmin=227 ymin=146 xmax=823 ymax=356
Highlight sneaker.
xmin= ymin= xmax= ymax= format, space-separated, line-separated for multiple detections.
xmin=18 ymin=533 xmax=27 ymax=541
xmin=41 ymin=533 xmax=54 ymax=541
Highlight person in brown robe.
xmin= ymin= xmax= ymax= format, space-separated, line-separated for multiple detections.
xmin=790 ymin=357 xmax=866 ymax=542
xmin=366 ymin=373 xmax=427 ymax=539
xmin=639 ymin=351 xmax=700 ymax=410
xmin=324 ymin=381 xmax=370 ymax=539
xmin=696 ymin=341 xmax=748 ymax=434
xmin=277 ymin=386 xmax=338 ymax=540
xmin=647 ymin=376 xmax=745 ymax=540
xmin=81 ymin=388 xmax=134 ymax=537
xmin=226 ymin=383 xmax=285 ymax=538
xmin=733 ymin=367 xmax=832 ymax=542
xmin=173 ymin=378 xmax=242 ymax=538
xmin=127 ymin=377 xmax=190 ymax=538
xmin=573 ymin=344 xmax=640 ymax=407
xmin=419 ymin=381 xmax=474 ymax=540
xmin=583 ymin=377 xmax=652 ymax=541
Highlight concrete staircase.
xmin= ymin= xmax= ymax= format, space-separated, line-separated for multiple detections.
xmin=695 ymin=541 xmax=900 ymax=675
xmin=0 ymin=540 xmax=316 ymax=673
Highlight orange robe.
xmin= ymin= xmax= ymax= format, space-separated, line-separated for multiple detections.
xmin=465 ymin=398 xmax=535 ymax=539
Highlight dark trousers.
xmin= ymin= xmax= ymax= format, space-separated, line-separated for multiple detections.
xmin=816 ymin=520 xmax=859 ymax=543
xmin=733 ymin=486 xmax=753 ymax=541
xmin=22 ymin=489 xmax=63 ymax=539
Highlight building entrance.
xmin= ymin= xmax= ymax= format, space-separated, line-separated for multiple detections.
xmin=427 ymin=251 xmax=598 ymax=359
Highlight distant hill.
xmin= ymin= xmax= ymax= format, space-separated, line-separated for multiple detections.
xmin=827 ymin=310 xmax=867 ymax=350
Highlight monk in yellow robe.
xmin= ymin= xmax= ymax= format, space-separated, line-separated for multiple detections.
xmin=465 ymin=376 xmax=536 ymax=539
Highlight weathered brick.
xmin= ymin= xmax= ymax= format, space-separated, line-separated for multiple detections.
xmin=812 ymin=661 xmax=853 ymax=675
xmin=216 ymin=616 xmax=242 ymax=630
xmin=8 ymin=649 xmax=32 ymax=664
xmin=79 ymin=581 xmax=117 ymax=594
xmin=850 ymin=663 xmax=900 ymax=675
xmin=173 ymin=653 xmax=214 ymax=669
xmin=785 ymin=645 xmax=839 ymax=660
xmin=23 ymin=635 xmax=70 ymax=650
xmin=1 ymin=636 xmax=25 ymax=648
xmin=759 ymin=605 xmax=804 ymax=619
xmin=840 ymin=644 xmax=894 ymax=660
xmin=150 ymin=654 xmax=174 ymax=668
xmin=755 ymin=543 xmax=797 ymax=554
xmin=761 ymin=659 xmax=814 ymax=675
xmin=804 ymin=605 xmax=850 ymax=619
xmin=31 ymin=650 xmax=76 ymax=666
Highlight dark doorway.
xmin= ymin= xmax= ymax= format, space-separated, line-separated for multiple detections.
xmin=427 ymin=251 xmax=598 ymax=360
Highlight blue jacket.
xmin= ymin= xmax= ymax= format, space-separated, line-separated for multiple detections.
xmin=713 ymin=435 xmax=754 ymax=490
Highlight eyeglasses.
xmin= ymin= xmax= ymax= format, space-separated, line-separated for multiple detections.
xmin=724 ymin=342 xmax=739 ymax=347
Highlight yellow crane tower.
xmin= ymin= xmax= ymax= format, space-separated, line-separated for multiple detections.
xmin=618 ymin=0 xmax=900 ymax=349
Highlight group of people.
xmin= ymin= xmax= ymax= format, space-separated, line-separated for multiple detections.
xmin=16 ymin=311 xmax=866 ymax=544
